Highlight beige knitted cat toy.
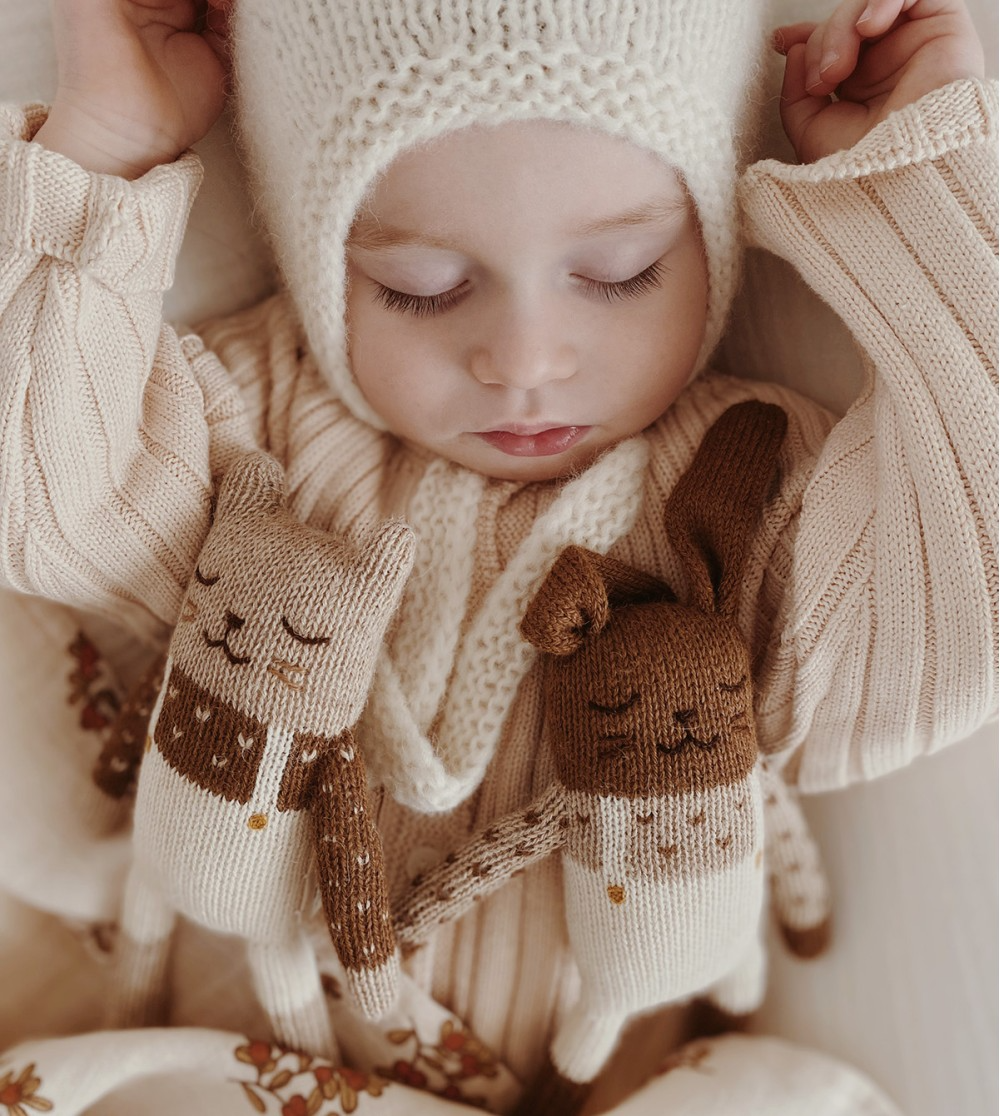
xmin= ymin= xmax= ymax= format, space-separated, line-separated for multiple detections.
xmin=106 ymin=451 xmax=414 ymax=1058
xmin=395 ymin=402 xmax=831 ymax=1114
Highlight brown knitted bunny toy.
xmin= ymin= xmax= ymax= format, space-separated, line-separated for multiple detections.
xmin=394 ymin=402 xmax=831 ymax=1114
xmin=105 ymin=451 xmax=414 ymax=1059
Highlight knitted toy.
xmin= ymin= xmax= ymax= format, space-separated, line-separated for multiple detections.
xmin=395 ymin=402 xmax=831 ymax=1114
xmin=105 ymin=451 xmax=414 ymax=1058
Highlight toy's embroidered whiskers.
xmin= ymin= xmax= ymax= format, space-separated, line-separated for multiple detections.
xmin=267 ymin=659 xmax=309 ymax=689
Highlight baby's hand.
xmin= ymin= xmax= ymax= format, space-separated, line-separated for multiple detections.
xmin=774 ymin=0 xmax=985 ymax=163
xmin=34 ymin=0 xmax=231 ymax=179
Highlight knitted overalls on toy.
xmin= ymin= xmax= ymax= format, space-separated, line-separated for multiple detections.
xmin=104 ymin=452 xmax=414 ymax=1058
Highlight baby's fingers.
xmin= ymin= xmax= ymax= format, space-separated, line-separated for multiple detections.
xmin=801 ymin=0 xmax=871 ymax=94
xmin=798 ymin=0 xmax=920 ymax=95
xmin=773 ymin=21 xmax=819 ymax=53
xmin=779 ymin=42 xmax=831 ymax=141
xmin=855 ymin=0 xmax=921 ymax=37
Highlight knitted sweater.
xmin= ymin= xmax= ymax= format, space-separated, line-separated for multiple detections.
xmin=0 ymin=79 xmax=996 ymax=1079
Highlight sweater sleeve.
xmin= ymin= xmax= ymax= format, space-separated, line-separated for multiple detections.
xmin=0 ymin=104 xmax=254 ymax=642
xmin=739 ymin=78 xmax=998 ymax=792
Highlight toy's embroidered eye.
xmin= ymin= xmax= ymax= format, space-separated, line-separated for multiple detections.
xmin=719 ymin=676 xmax=747 ymax=693
xmin=589 ymin=692 xmax=640 ymax=715
xmin=195 ymin=566 xmax=220 ymax=586
xmin=281 ymin=616 xmax=331 ymax=646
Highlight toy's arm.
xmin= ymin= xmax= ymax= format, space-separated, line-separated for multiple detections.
xmin=740 ymin=78 xmax=998 ymax=790
xmin=310 ymin=729 xmax=398 ymax=1020
xmin=394 ymin=783 xmax=567 ymax=952
xmin=760 ymin=760 xmax=832 ymax=958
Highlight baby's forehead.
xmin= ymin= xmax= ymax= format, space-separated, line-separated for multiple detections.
xmin=347 ymin=120 xmax=692 ymax=246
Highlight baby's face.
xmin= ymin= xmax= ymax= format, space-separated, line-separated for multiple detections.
xmin=346 ymin=121 xmax=709 ymax=481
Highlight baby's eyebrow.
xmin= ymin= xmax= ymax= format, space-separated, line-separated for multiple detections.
xmin=575 ymin=196 xmax=689 ymax=237
xmin=348 ymin=195 xmax=688 ymax=252
xmin=348 ymin=220 xmax=456 ymax=252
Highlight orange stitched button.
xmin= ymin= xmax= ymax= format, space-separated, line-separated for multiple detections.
xmin=607 ymin=884 xmax=625 ymax=905
xmin=248 ymin=813 xmax=268 ymax=831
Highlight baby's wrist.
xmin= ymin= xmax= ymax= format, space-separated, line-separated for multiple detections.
xmin=33 ymin=100 xmax=181 ymax=180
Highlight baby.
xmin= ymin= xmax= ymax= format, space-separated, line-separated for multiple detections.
xmin=0 ymin=0 xmax=995 ymax=1111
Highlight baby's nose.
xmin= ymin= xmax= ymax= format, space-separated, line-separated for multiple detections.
xmin=470 ymin=340 xmax=576 ymax=390
xmin=469 ymin=306 xmax=576 ymax=390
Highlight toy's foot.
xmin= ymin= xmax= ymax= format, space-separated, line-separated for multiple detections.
xmin=683 ymin=997 xmax=754 ymax=1042
xmin=781 ymin=915 xmax=833 ymax=959
xmin=510 ymin=1056 xmax=592 ymax=1116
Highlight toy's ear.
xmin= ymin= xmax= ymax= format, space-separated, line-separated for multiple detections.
xmin=215 ymin=451 xmax=286 ymax=522
xmin=665 ymin=401 xmax=787 ymax=617
xmin=354 ymin=519 xmax=416 ymax=614
xmin=520 ymin=546 xmax=672 ymax=656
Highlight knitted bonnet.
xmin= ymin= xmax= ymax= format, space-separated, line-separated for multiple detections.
xmin=232 ymin=1 xmax=767 ymax=429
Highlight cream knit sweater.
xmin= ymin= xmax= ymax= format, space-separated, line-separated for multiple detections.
xmin=0 ymin=79 xmax=996 ymax=1079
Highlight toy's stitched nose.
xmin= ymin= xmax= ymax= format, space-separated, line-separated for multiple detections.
xmin=225 ymin=610 xmax=245 ymax=631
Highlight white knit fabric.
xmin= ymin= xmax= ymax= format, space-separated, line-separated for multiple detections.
xmin=361 ymin=435 xmax=650 ymax=811
xmin=391 ymin=461 xmax=486 ymax=732
xmin=231 ymin=0 xmax=768 ymax=426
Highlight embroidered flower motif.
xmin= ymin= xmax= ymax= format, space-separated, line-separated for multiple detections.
xmin=387 ymin=1060 xmax=428 ymax=1089
xmin=0 ymin=1063 xmax=54 ymax=1115
xmin=233 ymin=1039 xmax=386 ymax=1114
xmin=377 ymin=1020 xmax=497 ymax=1109
xmin=236 ymin=1040 xmax=279 ymax=1075
xmin=67 ymin=632 xmax=121 ymax=732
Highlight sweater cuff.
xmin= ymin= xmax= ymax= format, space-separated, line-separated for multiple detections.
xmin=0 ymin=102 xmax=203 ymax=293
xmin=741 ymin=77 xmax=997 ymax=194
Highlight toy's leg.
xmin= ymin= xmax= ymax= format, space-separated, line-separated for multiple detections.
xmin=705 ymin=932 xmax=767 ymax=1019
xmin=107 ymin=869 xmax=176 ymax=1027
xmin=512 ymin=1003 xmax=628 ymax=1116
xmin=247 ymin=933 xmax=339 ymax=1061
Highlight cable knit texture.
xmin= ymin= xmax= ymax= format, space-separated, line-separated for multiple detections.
xmin=0 ymin=78 xmax=996 ymax=1079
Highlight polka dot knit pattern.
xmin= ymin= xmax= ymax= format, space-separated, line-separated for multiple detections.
xmin=108 ymin=452 xmax=415 ymax=1057
xmin=231 ymin=0 xmax=769 ymax=425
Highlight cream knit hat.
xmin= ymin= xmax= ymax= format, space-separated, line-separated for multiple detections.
xmin=233 ymin=2 xmax=767 ymax=429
